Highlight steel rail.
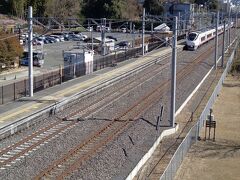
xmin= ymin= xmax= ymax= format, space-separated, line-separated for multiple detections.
xmin=35 ymin=43 xmax=218 ymax=179
xmin=0 ymin=50 xmax=181 ymax=170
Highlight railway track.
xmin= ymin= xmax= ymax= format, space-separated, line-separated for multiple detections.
xmin=34 ymin=43 xmax=217 ymax=179
xmin=0 ymin=51 xmax=179 ymax=171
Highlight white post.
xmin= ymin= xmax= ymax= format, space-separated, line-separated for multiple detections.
xmin=28 ymin=6 xmax=33 ymax=97
xmin=214 ymin=11 xmax=219 ymax=70
xmin=228 ymin=0 xmax=231 ymax=47
xmin=142 ymin=8 xmax=145 ymax=56
xmin=221 ymin=21 xmax=226 ymax=68
xmin=170 ymin=16 xmax=177 ymax=128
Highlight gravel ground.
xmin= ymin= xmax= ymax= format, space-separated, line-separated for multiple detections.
xmin=0 ymin=30 xmax=237 ymax=179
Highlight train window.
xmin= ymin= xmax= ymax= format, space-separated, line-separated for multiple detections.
xmin=187 ymin=33 xmax=198 ymax=41
xmin=207 ymin=34 xmax=212 ymax=38
xmin=201 ymin=37 xmax=205 ymax=42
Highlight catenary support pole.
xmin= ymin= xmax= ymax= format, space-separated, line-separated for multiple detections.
xmin=178 ymin=12 xmax=181 ymax=36
xmin=228 ymin=0 xmax=231 ymax=47
xmin=214 ymin=11 xmax=219 ymax=70
xmin=142 ymin=8 xmax=145 ymax=56
xmin=28 ymin=6 xmax=33 ymax=97
xmin=170 ymin=16 xmax=177 ymax=128
xmin=101 ymin=18 xmax=106 ymax=56
xmin=133 ymin=24 xmax=135 ymax=48
xmin=221 ymin=21 xmax=226 ymax=68
xmin=91 ymin=28 xmax=93 ymax=51
xmin=151 ymin=21 xmax=153 ymax=35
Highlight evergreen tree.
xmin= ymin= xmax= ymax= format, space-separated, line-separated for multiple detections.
xmin=143 ymin=0 xmax=164 ymax=15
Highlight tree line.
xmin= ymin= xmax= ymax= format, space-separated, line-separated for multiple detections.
xmin=0 ymin=0 xmax=141 ymax=20
xmin=0 ymin=0 xmax=218 ymax=20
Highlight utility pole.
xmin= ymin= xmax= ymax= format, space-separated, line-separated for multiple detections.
xmin=170 ymin=16 xmax=177 ymax=128
xmin=101 ymin=18 xmax=106 ymax=56
xmin=228 ymin=0 xmax=231 ymax=47
xmin=151 ymin=21 xmax=154 ymax=35
xmin=221 ymin=20 xmax=226 ymax=68
xmin=28 ymin=6 xmax=33 ymax=97
xmin=130 ymin=21 xmax=132 ymax=34
xmin=132 ymin=24 xmax=135 ymax=48
xmin=214 ymin=11 xmax=219 ymax=70
xmin=142 ymin=8 xmax=145 ymax=56
xmin=236 ymin=12 xmax=238 ymax=37
xmin=91 ymin=27 xmax=93 ymax=51
xmin=199 ymin=13 xmax=202 ymax=30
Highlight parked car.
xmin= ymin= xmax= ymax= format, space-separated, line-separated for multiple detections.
xmin=45 ymin=36 xmax=57 ymax=43
xmin=50 ymin=35 xmax=61 ymax=42
xmin=96 ymin=25 xmax=110 ymax=32
xmin=105 ymin=27 xmax=111 ymax=32
xmin=115 ymin=41 xmax=130 ymax=49
xmin=69 ymin=31 xmax=82 ymax=38
xmin=106 ymin=35 xmax=117 ymax=41
xmin=87 ymin=27 xmax=93 ymax=32
xmin=121 ymin=28 xmax=127 ymax=33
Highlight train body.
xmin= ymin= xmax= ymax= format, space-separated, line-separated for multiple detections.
xmin=186 ymin=22 xmax=233 ymax=50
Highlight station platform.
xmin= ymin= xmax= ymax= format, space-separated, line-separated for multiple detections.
xmin=0 ymin=45 xmax=182 ymax=130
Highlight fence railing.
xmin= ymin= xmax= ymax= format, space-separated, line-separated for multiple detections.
xmin=0 ymin=41 xmax=162 ymax=105
xmin=159 ymin=40 xmax=238 ymax=180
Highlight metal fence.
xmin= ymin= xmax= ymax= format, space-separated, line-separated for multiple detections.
xmin=0 ymin=41 xmax=162 ymax=105
xmin=159 ymin=40 xmax=238 ymax=180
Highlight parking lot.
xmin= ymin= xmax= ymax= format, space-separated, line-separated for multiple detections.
xmin=27 ymin=31 xmax=145 ymax=71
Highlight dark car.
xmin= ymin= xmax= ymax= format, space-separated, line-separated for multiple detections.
xmin=115 ymin=41 xmax=130 ymax=50
xmin=45 ymin=36 xmax=57 ymax=43
xmin=117 ymin=41 xmax=130 ymax=47
xmin=106 ymin=35 xmax=117 ymax=41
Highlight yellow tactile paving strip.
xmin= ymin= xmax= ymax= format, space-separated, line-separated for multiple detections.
xmin=0 ymin=46 xmax=182 ymax=126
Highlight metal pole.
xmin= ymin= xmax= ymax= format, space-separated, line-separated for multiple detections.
xmin=101 ymin=18 xmax=106 ymax=56
xmin=214 ymin=11 xmax=219 ymax=70
xmin=87 ymin=19 xmax=90 ymax=30
xmin=142 ymin=8 xmax=145 ymax=56
xmin=199 ymin=13 xmax=202 ymax=30
xmin=133 ymin=24 xmax=135 ymax=48
xmin=151 ymin=21 xmax=153 ymax=35
xmin=236 ymin=13 xmax=238 ymax=37
xmin=228 ymin=0 xmax=231 ymax=47
xmin=130 ymin=21 xmax=132 ymax=34
xmin=170 ymin=16 xmax=177 ymax=128
xmin=28 ymin=6 xmax=33 ymax=97
xmin=178 ymin=12 xmax=181 ymax=36
xmin=221 ymin=21 xmax=226 ymax=68
xmin=91 ymin=29 xmax=93 ymax=51
xmin=229 ymin=17 xmax=231 ymax=47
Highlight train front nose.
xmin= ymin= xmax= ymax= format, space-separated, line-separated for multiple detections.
xmin=186 ymin=41 xmax=196 ymax=50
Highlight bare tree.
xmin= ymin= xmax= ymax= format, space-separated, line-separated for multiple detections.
xmin=45 ymin=0 xmax=81 ymax=19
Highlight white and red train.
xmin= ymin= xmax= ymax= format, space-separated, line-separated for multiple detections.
xmin=186 ymin=22 xmax=233 ymax=50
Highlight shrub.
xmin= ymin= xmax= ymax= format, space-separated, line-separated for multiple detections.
xmin=0 ymin=31 xmax=23 ymax=66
